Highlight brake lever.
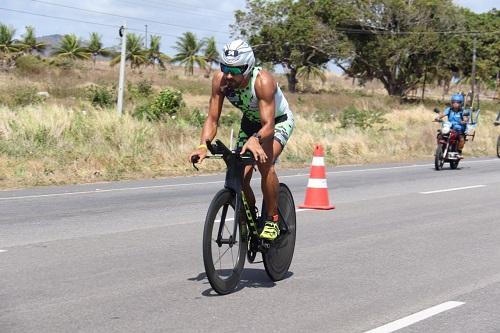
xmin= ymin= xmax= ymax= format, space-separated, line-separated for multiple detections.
xmin=191 ymin=155 xmax=200 ymax=171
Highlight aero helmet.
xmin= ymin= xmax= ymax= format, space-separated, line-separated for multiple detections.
xmin=220 ymin=39 xmax=255 ymax=76
xmin=451 ymin=93 xmax=464 ymax=104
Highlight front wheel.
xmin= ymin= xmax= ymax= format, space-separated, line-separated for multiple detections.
xmin=203 ymin=189 xmax=247 ymax=295
xmin=263 ymin=184 xmax=297 ymax=281
xmin=435 ymin=145 xmax=444 ymax=171
xmin=497 ymin=134 xmax=500 ymax=158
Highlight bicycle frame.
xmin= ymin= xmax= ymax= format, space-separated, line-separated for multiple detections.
xmin=205 ymin=140 xmax=288 ymax=247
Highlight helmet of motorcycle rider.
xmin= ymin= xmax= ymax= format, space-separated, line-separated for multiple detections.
xmin=451 ymin=93 xmax=464 ymax=105
xmin=220 ymin=39 xmax=255 ymax=77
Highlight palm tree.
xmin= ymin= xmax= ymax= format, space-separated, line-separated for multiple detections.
xmin=203 ymin=36 xmax=219 ymax=78
xmin=147 ymin=35 xmax=170 ymax=69
xmin=172 ymin=32 xmax=206 ymax=76
xmin=0 ymin=23 xmax=20 ymax=54
xmin=87 ymin=32 xmax=110 ymax=68
xmin=52 ymin=34 xmax=90 ymax=60
xmin=297 ymin=64 xmax=327 ymax=84
xmin=20 ymin=26 xmax=46 ymax=55
xmin=110 ymin=33 xmax=148 ymax=69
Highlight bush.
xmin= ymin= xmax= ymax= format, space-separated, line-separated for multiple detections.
xmin=86 ymin=85 xmax=115 ymax=108
xmin=339 ymin=106 xmax=386 ymax=129
xmin=0 ymin=85 xmax=44 ymax=107
xmin=133 ymin=88 xmax=184 ymax=121
xmin=15 ymin=55 xmax=47 ymax=75
xmin=127 ymin=79 xmax=153 ymax=99
xmin=136 ymin=79 xmax=153 ymax=97
xmin=188 ymin=108 xmax=206 ymax=127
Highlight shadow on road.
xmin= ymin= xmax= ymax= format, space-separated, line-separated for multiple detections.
xmin=188 ymin=268 xmax=294 ymax=296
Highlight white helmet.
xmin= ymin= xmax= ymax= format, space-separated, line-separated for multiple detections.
xmin=221 ymin=39 xmax=255 ymax=76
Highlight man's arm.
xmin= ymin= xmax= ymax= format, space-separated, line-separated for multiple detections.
xmin=200 ymin=72 xmax=225 ymax=144
xmin=240 ymin=70 xmax=276 ymax=163
xmin=254 ymin=71 xmax=277 ymax=142
xmin=188 ymin=72 xmax=224 ymax=163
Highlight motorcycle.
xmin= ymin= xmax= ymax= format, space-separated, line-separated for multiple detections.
xmin=433 ymin=108 xmax=462 ymax=170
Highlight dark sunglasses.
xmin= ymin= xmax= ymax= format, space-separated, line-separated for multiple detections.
xmin=220 ymin=64 xmax=247 ymax=75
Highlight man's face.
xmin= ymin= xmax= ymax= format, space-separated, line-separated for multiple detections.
xmin=220 ymin=64 xmax=247 ymax=89
xmin=451 ymin=101 xmax=461 ymax=110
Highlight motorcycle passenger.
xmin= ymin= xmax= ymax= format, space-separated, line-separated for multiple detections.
xmin=435 ymin=93 xmax=469 ymax=159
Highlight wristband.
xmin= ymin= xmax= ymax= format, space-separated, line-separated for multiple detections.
xmin=197 ymin=144 xmax=207 ymax=150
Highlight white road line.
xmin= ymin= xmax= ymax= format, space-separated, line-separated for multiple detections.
xmin=0 ymin=180 xmax=225 ymax=201
xmin=420 ymin=185 xmax=486 ymax=194
xmin=1 ymin=158 xmax=497 ymax=201
xmin=0 ymin=250 xmax=7 ymax=253
xmin=363 ymin=301 xmax=465 ymax=333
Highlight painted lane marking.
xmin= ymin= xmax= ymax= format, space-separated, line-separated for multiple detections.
xmin=363 ymin=301 xmax=465 ymax=333
xmin=0 ymin=249 xmax=7 ymax=253
xmin=420 ymin=185 xmax=486 ymax=194
xmin=1 ymin=158 xmax=497 ymax=201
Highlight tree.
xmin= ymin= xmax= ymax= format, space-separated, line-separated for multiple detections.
xmin=172 ymin=32 xmax=206 ymax=76
xmin=203 ymin=36 xmax=220 ymax=78
xmin=20 ymin=26 xmax=46 ymax=55
xmin=0 ymin=23 xmax=20 ymax=54
xmin=52 ymin=34 xmax=90 ymax=60
xmin=297 ymin=64 xmax=327 ymax=83
xmin=87 ymin=32 xmax=110 ymax=68
xmin=232 ymin=0 xmax=350 ymax=92
xmin=0 ymin=23 xmax=22 ymax=69
xmin=110 ymin=33 xmax=148 ymax=69
xmin=336 ymin=0 xmax=461 ymax=98
xmin=147 ymin=35 xmax=170 ymax=68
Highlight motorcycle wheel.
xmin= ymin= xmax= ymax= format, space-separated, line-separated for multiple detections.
xmin=434 ymin=145 xmax=444 ymax=171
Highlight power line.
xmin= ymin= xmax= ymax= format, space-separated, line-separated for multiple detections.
xmin=0 ymin=7 xmax=176 ymax=38
xmin=141 ymin=0 xmax=236 ymax=15
xmin=121 ymin=0 xmax=235 ymax=18
xmin=0 ymin=7 xmax=120 ymax=30
xmin=0 ymin=7 xmax=227 ymax=47
xmin=29 ymin=0 xmax=230 ymax=34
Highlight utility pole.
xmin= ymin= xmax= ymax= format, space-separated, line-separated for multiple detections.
xmin=117 ymin=23 xmax=127 ymax=116
xmin=145 ymin=24 xmax=148 ymax=48
xmin=471 ymin=35 xmax=477 ymax=108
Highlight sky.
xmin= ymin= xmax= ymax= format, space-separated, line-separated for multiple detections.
xmin=1 ymin=0 xmax=497 ymax=56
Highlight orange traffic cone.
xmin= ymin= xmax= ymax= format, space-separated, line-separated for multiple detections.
xmin=299 ymin=144 xmax=335 ymax=210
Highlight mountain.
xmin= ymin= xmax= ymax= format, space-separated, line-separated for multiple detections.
xmin=36 ymin=34 xmax=64 ymax=56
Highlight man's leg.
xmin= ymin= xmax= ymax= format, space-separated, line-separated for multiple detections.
xmin=458 ymin=134 xmax=465 ymax=157
xmin=258 ymin=139 xmax=283 ymax=217
xmin=242 ymin=164 xmax=256 ymax=208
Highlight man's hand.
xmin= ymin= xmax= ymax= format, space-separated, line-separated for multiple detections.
xmin=240 ymin=136 xmax=268 ymax=163
xmin=188 ymin=145 xmax=208 ymax=164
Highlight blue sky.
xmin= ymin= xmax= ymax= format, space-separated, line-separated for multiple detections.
xmin=1 ymin=0 xmax=497 ymax=56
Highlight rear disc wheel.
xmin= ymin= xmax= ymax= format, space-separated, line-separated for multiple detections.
xmin=263 ymin=184 xmax=297 ymax=281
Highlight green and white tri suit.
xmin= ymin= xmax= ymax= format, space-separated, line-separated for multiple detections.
xmin=224 ymin=66 xmax=295 ymax=149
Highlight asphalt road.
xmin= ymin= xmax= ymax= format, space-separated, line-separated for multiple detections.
xmin=1 ymin=157 xmax=500 ymax=332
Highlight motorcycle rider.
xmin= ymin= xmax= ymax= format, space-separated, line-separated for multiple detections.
xmin=435 ymin=93 xmax=469 ymax=159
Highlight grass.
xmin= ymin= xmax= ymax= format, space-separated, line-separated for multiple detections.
xmin=0 ymin=62 xmax=499 ymax=189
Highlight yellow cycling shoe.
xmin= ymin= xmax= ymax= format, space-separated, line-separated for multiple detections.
xmin=259 ymin=221 xmax=280 ymax=240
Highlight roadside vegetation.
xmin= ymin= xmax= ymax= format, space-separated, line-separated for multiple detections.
xmin=0 ymin=1 xmax=498 ymax=188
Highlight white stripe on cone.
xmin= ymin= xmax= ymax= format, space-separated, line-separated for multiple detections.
xmin=307 ymin=178 xmax=328 ymax=188
xmin=311 ymin=156 xmax=325 ymax=166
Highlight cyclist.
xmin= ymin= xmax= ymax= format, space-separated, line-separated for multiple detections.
xmin=189 ymin=39 xmax=295 ymax=241
xmin=435 ymin=93 xmax=469 ymax=158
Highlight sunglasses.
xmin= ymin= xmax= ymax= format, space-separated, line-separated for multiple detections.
xmin=220 ymin=64 xmax=247 ymax=75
